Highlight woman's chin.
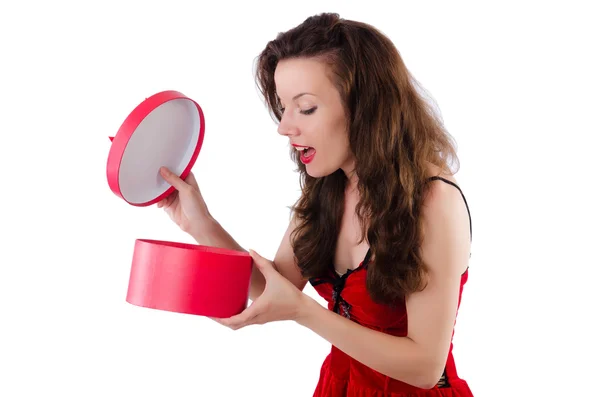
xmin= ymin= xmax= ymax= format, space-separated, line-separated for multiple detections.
xmin=305 ymin=164 xmax=336 ymax=179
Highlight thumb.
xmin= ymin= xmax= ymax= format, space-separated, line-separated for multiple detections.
xmin=160 ymin=167 xmax=188 ymax=191
xmin=249 ymin=250 xmax=275 ymax=275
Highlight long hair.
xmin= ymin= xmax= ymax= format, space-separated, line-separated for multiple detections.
xmin=254 ymin=13 xmax=459 ymax=306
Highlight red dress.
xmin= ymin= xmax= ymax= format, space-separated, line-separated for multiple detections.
xmin=308 ymin=177 xmax=473 ymax=396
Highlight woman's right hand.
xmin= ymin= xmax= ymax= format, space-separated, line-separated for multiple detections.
xmin=157 ymin=167 xmax=211 ymax=235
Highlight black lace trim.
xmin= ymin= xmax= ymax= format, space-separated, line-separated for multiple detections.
xmin=308 ymin=249 xmax=371 ymax=319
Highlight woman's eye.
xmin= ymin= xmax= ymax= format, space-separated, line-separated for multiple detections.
xmin=301 ymin=106 xmax=317 ymax=115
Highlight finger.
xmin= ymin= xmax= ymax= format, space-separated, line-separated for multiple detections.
xmin=208 ymin=316 xmax=226 ymax=325
xmin=249 ymin=250 xmax=276 ymax=276
xmin=164 ymin=191 xmax=178 ymax=207
xmin=159 ymin=167 xmax=189 ymax=191
xmin=219 ymin=301 xmax=263 ymax=329
xmin=239 ymin=313 xmax=266 ymax=327
xmin=184 ymin=172 xmax=200 ymax=190
xmin=157 ymin=191 xmax=175 ymax=209
xmin=208 ymin=316 xmax=241 ymax=330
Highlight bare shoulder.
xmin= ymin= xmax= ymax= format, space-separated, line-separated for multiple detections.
xmin=420 ymin=164 xmax=471 ymax=275
xmin=423 ymin=163 xmax=463 ymax=207
xmin=425 ymin=162 xmax=460 ymax=185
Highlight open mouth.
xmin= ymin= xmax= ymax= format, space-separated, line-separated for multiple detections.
xmin=300 ymin=147 xmax=315 ymax=158
xmin=293 ymin=144 xmax=316 ymax=164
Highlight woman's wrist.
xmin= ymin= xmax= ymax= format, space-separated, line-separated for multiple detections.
xmin=295 ymin=293 xmax=321 ymax=325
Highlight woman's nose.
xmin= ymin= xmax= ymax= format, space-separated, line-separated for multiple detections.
xmin=277 ymin=113 xmax=300 ymax=137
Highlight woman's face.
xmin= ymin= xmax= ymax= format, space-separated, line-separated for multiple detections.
xmin=275 ymin=57 xmax=354 ymax=178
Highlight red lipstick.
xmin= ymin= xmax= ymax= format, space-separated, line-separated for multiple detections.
xmin=291 ymin=144 xmax=316 ymax=164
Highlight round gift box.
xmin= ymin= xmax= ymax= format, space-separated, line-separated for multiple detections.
xmin=126 ymin=239 xmax=253 ymax=318
xmin=107 ymin=90 xmax=250 ymax=318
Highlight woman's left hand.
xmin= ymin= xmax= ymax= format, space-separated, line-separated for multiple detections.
xmin=213 ymin=250 xmax=308 ymax=330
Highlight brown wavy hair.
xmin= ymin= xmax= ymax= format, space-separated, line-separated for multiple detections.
xmin=254 ymin=13 xmax=460 ymax=306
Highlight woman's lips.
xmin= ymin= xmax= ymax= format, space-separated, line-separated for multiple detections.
xmin=301 ymin=147 xmax=316 ymax=164
xmin=291 ymin=144 xmax=316 ymax=164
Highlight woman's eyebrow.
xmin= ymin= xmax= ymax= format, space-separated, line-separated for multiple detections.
xmin=277 ymin=92 xmax=317 ymax=102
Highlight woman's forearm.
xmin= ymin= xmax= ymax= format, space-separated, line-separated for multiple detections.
xmin=296 ymin=296 xmax=443 ymax=389
xmin=190 ymin=217 xmax=246 ymax=252
xmin=190 ymin=217 xmax=266 ymax=300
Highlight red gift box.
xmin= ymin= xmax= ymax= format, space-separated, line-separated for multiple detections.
xmin=107 ymin=90 xmax=252 ymax=318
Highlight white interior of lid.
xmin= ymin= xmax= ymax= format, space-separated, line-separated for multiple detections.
xmin=118 ymin=98 xmax=200 ymax=204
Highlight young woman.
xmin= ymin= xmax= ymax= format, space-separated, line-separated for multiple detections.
xmin=158 ymin=12 xmax=474 ymax=397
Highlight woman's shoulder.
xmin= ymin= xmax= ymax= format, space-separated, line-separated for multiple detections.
xmin=424 ymin=162 xmax=460 ymax=186
xmin=423 ymin=164 xmax=464 ymax=201
xmin=420 ymin=165 xmax=472 ymax=273
xmin=422 ymin=163 xmax=472 ymax=243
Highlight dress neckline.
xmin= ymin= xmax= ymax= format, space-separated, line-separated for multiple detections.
xmin=331 ymin=248 xmax=372 ymax=279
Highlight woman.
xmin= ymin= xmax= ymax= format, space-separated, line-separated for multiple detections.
xmin=158 ymin=12 xmax=474 ymax=397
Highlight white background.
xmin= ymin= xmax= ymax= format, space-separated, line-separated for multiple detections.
xmin=1 ymin=1 xmax=599 ymax=396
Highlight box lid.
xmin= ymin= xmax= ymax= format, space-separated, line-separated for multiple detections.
xmin=106 ymin=90 xmax=205 ymax=206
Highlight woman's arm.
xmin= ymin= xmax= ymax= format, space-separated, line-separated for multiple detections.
xmin=295 ymin=181 xmax=471 ymax=389
xmin=158 ymin=167 xmax=306 ymax=301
